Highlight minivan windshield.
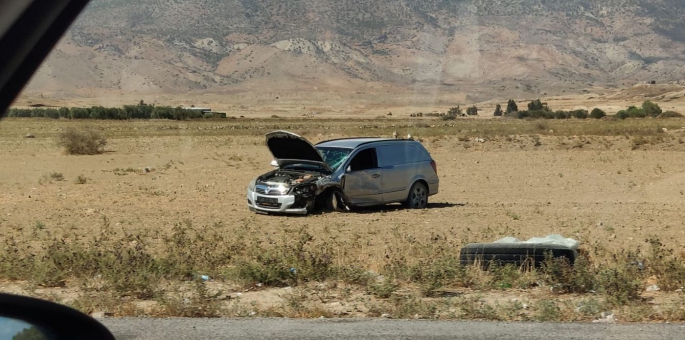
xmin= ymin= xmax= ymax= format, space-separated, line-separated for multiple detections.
xmin=317 ymin=147 xmax=353 ymax=171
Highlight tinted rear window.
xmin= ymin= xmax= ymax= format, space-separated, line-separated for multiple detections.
xmin=377 ymin=143 xmax=429 ymax=167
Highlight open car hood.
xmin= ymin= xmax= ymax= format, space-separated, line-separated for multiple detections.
xmin=266 ymin=131 xmax=332 ymax=172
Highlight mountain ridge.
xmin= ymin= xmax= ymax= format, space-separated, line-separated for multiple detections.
xmin=21 ymin=0 xmax=685 ymax=103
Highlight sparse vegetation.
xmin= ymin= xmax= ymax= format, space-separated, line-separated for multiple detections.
xmin=590 ymin=108 xmax=606 ymax=119
xmin=50 ymin=172 xmax=64 ymax=181
xmin=6 ymin=102 xmax=222 ymax=121
xmin=57 ymin=128 xmax=107 ymax=155
xmin=616 ymin=101 xmax=665 ymax=120
xmin=493 ymin=104 xmax=503 ymax=117
xmin=466 ymin=106 xmax=478 ymax=116
xmin=506 ymin=99 xmax=518 ymax=114
xmin=3 ymin=118 xmax=685 ymax=320
xmin=440 ymin=106 xmax=461 ymax=121
xmin=74 ymin=175 xmax=88 ymax=184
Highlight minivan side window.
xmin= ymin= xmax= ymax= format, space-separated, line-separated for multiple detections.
xmin=348 ymin=148 xmax=377 ymax=172
xmin=377 ymin=143 xmax=425 ymax=167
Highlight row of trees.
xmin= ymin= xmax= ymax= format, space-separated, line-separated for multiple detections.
xmin=4 ymin=102 xmax=222 ymax=120
xmin=442 ymin=105 xmax=479 ymax=120
xmin=492 ymin=99 xmax=677 ymax=120
xmin=615 ymin=101 xmax=664 ymax=119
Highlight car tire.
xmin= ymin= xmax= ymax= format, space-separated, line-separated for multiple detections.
xmin=459 ymin=243 xmax=577 ymax=268
xmin=324 ymin=190 xmax=345 ymax=212
xmin=405 ymin=182 xmax=428 ymax=209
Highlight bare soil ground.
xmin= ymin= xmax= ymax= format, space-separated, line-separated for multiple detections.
xmin=2 ymin=117 xmax=685 ymax=321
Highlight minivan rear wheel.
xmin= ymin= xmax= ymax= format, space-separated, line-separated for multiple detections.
xmin=405 ymin=182 xmax=428 ymax=209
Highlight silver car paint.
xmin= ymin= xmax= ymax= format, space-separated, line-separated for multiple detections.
xmin=247 ymin=134 xmax=439 ymax=214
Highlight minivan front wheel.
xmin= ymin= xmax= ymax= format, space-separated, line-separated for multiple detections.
xmin=406 ymin=182 xmax=428 ymax=209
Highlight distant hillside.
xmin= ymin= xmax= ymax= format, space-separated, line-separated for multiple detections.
xmin=22 ymin=0 xmax=685 ymax=102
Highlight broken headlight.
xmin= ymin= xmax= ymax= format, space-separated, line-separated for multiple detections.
xmin=293 ymin=184 xmax=317 ymax=196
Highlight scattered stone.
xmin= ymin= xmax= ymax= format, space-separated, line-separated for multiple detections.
xmin=646 ymin=284 xmax=660 ymax=292
xmin=249 ymin=312 xmax=256 ymax=316
xmin=144 ymin=166 xmax=155 ymax=173
xmin=592 ymin=312 xmax=616 ymax=323
xmin=91 ymin=311 xmax=106 ymax=319
xmin=381 ymin=313 xmax=391 ymax=318
xmin=475 ymin=138 xmax=485 ymax=143
xmin=25 ymin=133 xmax=35 ymax=138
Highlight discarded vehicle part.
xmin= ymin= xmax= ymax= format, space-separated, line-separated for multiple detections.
xmin=460 ymin=235 xmax=579 ymax=268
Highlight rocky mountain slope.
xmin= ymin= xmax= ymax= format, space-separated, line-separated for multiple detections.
xmin=22 ymin=0 xmax=685 ymax=102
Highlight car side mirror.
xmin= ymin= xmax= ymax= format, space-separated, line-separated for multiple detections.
xmin=346 ymin=166 xmax=352 ymax=173
xmin=271 ymin=160 xmax=278 ymax=168
xmin=0 ymin=293 xmax=115 ymax=339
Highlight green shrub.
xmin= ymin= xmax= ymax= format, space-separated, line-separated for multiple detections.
xmin=506 ymin=99 xmax=518 ymax=113
xmin=527 ymin=99 xmax=547 ymax=111
xmin=642 ymin=100 xmax=662 ymax=117
xmin=590 ymin=108 xmax=606 ymax=119
xmin=368 ymin=279 xmax=398 ymax=298
xmin=541 ymin=254 xmax=595 ymax=294
xmin=572 ymin=110 xmax=589 ymax=119
xmin=554 ymin=111 xmax=570 ymax=119
xmin=597 ymin=263 xmax=642 ymax=306
xmin=58 ymin=107 xmax=70 ymax=118
xmin=448 ymin=106 xmax=462 ymax=116
xmin=57 ymin=128 xmax=107 ymax=155
xmin=50 ymin=172 xmax=64 ymax=181
xmin=493 ymin=104 xmax=503 ymax=117
xmin=44 ymin=109 xmax=60 ymax=119
xmin=74 ymin=175 xmax=88 ymax=184
xmin=466 ymin=106 xmax=478 ymax=116
xmin=616 ymin=110 xmax=629 ymax=120
xmin=515 ymin=110 xmax=530 ymax=119
xmin=528 ymin=110 xmax=553 ymax=119
xmin=69 ymin=108 xmax=90 ymax=119
xmin=627 ymin=106 xmax=645 ymax=118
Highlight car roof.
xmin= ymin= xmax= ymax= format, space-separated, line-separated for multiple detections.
xmin=316 ymin=137 xmax=412 ymax=149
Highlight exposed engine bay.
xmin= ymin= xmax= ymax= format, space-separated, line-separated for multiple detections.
xmin=258 ymin=170 xmax=320 ymax=186
xmin=256 ymin=170 xmax=324 ymax=199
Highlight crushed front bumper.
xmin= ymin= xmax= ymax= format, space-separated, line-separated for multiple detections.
xmin=246 ymin=188 xmax=309 ymax=215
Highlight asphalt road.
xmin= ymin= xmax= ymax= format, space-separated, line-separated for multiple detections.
xmin=101 ymin=318 xmax=685 ymax=340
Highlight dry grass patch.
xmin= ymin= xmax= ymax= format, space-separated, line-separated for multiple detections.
xmin=57 ymin=128 xmax=107 ymax=155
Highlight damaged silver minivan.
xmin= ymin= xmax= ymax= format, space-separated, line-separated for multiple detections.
xmin=246 ymin=131 xmax=439 ymax=214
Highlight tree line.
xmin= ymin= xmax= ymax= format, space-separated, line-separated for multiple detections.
xmin=493 ymin=99 xmax=680 ymax=120
xmin=4 ymin=101 xmax=226 ymax=120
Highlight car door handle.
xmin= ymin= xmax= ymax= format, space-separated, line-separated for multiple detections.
xmin=372 ymin=174 xmax=380 ymax=178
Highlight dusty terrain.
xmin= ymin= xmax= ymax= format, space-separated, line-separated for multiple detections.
xmin=2 ymin=117 xmax=685 ymax=321
xmin=13 ymin=84 xmax=685 ymax=119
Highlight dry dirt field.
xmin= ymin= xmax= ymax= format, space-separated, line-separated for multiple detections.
xmin=2 ymin=117 xmax=685 ymax=321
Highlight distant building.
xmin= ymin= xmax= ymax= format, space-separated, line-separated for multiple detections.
xmin=183 ymin=107 xmax=212 ymax=113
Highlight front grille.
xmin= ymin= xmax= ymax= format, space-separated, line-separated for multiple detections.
xmin=255 ymin=184 xmax=288 ymax=196
xmin=257 ymin=202 xmax=282 ymax=209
